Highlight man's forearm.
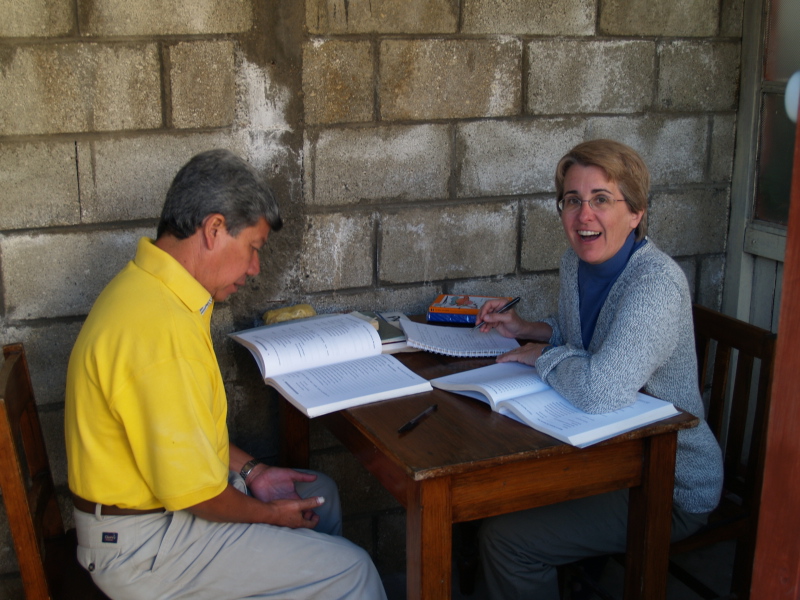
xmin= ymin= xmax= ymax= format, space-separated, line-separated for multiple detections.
xmin=185 ymin=483 xmax=323 ymax=530
xmin=186 ymin=483 xmax=273 ymax=523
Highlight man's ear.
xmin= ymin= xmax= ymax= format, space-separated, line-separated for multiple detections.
xmin=201 ymin=214 xmax=227 ymax=249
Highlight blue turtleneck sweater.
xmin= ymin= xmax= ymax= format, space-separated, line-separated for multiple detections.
xmin=577 ymin=232 xmax=647 ymax=348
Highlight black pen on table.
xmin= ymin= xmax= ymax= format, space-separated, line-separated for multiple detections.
xmin=474 ymin=296 xmax=521 ymax=329
xmin=398 ymin=404 xmax=438 ymax=434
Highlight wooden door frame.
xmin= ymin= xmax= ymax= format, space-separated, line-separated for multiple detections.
xmin=750 ymin=91 xmax=800 ymax=599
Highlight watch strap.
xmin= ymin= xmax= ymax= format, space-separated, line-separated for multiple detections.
xmin=239 ymin=459 xmax=262 ymax=482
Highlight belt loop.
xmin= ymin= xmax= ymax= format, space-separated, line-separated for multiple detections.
xmin=94 ymin=502 xmax=103 ymax=520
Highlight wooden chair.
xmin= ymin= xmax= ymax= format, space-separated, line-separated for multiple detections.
xmin=0 ymin=343 xmax=108 ymax=600
xmin=666 ymin=304 xmax=776 ymax=599
xmin=563 ymin=305 xmax=777 ymax=600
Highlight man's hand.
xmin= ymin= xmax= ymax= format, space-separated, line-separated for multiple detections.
xmin=247 ymin=465 xmax=316 ymax=503
xmin=264 ymin=496 xmax=324 ymax=529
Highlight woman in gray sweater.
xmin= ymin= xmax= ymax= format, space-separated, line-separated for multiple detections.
xmin=475 ymin=139 xmax=723 ymax=600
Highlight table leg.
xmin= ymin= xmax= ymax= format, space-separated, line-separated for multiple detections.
xmin=623 ymin=431 xmax=678 ymax=600
xmin=406 ymin=477 xmax=452 ymax=600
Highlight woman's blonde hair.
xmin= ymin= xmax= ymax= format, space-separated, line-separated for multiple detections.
xmin=554 ymin=139 xmax=649 ymax=241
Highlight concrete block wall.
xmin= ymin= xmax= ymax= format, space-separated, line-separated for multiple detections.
xmin=0 ymin=0 xmax=743 ymax=580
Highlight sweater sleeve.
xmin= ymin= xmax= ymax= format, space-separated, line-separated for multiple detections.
xmin=536 ymin=269 xmax=685 ymax=414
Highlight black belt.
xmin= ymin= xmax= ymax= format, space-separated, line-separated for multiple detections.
xmin=72 ymin=494 xmax=166 ymax=516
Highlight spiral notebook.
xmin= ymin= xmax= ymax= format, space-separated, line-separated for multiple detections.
xmin=399 ymin=319 xmax=520 ymax=357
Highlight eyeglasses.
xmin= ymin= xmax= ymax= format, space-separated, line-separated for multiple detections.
xmin=557 ymin=194 xmax=624 ymax=214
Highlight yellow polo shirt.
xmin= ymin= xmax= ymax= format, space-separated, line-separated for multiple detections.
xmin=65 ymin=238 xmax=229 ymax=511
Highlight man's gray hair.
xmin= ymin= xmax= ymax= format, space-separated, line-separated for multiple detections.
xmin=157 ymin=149 xmax=283 ymax=239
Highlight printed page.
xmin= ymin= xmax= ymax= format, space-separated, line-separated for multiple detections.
xmin=431 ymin=363 xmax=550 ymax=404
xmin=498 ymin=391 xmax=678 ymax=448
xmin=268 ymin=354 xmax=432 ymax=417
xmin=400 ymin=320 xmax=519 ymax=357
xmin=230 ymin=314 xmax=381 ymax=378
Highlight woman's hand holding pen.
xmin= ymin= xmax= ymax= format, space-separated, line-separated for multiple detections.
xmin=476 ymin=298 xmax=528 ymax=338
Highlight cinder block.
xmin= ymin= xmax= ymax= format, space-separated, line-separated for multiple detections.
xmin=521 ymin=199 xmax=570 ymax=273
xmin=306 ymin=125 xmax=450 ymax=205
xmin=0 ymin=0 xmax=73 ymax=37
xmin=380 ymin=39 xmax=522 ymax=121
xmin=658 ymin=41 xmax=741 ymax=111
xmin=40 ymin=411 xmax=68 ymax=485
xmin=527 ymin=40 xmax=655 ymax=115
xmin=310 ymin=419 xmax=342 ymax=453
xmin=457 ymin=118 xmax=586 ymax=198
xmin=0 ymin=227 xmax=152 ymax=320
xmin=300 ymin=213 xmax=374 ymax=292
xmin=0 ymin=514 xmax=19 ymax=573
xmin=462 ymin=0 xmax=594 ymax=35
xmin=698 ymin=254 xmax=725 ymax=310
xmin=380 ymin=203 xmax=517 ymax=283
xmin=451 ymin=273 xmax=561 ymax=322
xmin=720 ymin=0 xmax=744 ymax=38
xmin=77 ymin=134 xmax=242 ymax=223
xmin=169 ymin=41 xmax=236 ymax=129
xmin=673 ymin=256 xmax=697 ymax=299
xmin=311 ymin=448 xmax=399 ymax=514
xmin=648 ymin=188 xmax=729 ymax=256
xmin=587 ymin=115 xmax=708 ymax=186
xmin=710 ymin=115 xmax=737 ymax=183
xmin=81 ymin=0 xmax=252 ymax=35
xmin=0 ymin=321 xmax=83 ymax=406
xmin=310 ymin=285 xmax=440 ymax=318
xmin=341 ymin=515 xmax=374 ymax=557
xmin=600 ymin=0 xmax=719 ymax=36
xmin=0 ymin=142 xmax=80 ymax=230
xmin=306 ymin=0 xmax=458 ymax=34
xmin=226 ymin=382 xmax=277 ymax=460
xmin=303 ymin=40 xmax=374 ymax=125
xmin=374 ymin=511 xmax=407 ymax=571
xmin=212 ymin=305 xmax=242 ymax=382
xmin=0 ymin=43 xmax=161 ymax=136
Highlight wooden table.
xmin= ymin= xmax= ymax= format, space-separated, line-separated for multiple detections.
xmin=279 ymin=351 xmax=698 ymax=600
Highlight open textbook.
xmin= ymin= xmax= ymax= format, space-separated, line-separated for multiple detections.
xmin=399 ymin=319 xmax=520 ymax=357
xmin=430 ymin=362 xmax=679 ymax=447
xmin=230 ymin=313 xmax=432 ymax=417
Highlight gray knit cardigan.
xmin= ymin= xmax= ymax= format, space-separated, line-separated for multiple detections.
xmin=535 ymin=240 xmax=723 ymax=513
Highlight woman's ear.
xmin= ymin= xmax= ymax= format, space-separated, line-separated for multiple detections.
xmin=628 ymin=209 xmax=644 ymax=231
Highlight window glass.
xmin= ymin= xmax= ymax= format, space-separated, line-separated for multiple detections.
xmin=764 ymin=0 xmax=800 ymax=81
xmin=754 ymin=93 xmax=795 ymax=224
xmin=755 ymin=0 xmax=799 ymax=226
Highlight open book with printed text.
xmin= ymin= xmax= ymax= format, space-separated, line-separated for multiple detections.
xmin=230 ymin=313 xmax=432 ymax=417
xmin=430 ymin=362 xmax=679 ymax=447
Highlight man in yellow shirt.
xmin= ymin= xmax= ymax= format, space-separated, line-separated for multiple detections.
xmin=65 ymin=149 xmax=386 ymax=599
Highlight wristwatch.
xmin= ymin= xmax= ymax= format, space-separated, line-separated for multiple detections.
xmin=239 ymin=459 xmax=262 ymax=482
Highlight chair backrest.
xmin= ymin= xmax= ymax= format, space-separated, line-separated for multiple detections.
xmin=0 ymin=343 xmax=64 ymax=599
xmin=691 ymin=304 xmax=777 ymax=516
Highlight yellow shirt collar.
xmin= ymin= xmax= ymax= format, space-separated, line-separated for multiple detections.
xmin=133 ymin=237 xmax=214 ymax=317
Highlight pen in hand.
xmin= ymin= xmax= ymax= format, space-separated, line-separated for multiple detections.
xmin=398 ymin=404 xmax=438 ymax=434
xmin=474 ymin=297 xmax=521 ymax=329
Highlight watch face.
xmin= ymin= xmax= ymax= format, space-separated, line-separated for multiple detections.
xmin=240 ymin=459 xmax=259 ymax=480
